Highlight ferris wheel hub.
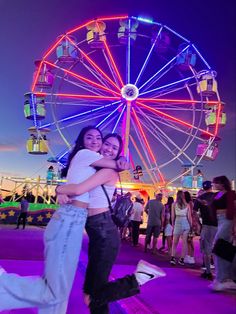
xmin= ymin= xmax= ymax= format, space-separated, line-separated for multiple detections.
xmin=121 ymin=84 xmax=139 ymax=101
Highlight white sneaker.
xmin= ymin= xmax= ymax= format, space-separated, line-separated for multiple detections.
xmin=135 ymin=259 xmax=166 ymax=286
xmin=222 ymin=280 xmax=236 ymax=290
xmin=184 ymin=255 xmax=191 ymax=263
xmin=0 ymin=266 xmax=5 ymax=277
xmin=188 ymin=256 xmax=195 ymax=264
xmin=209 ymin=280 xmax=225 ymax=292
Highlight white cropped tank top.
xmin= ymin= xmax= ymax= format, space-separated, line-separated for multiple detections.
xmin=66 ymin=149 xmax=102 ymax=203
xmin=175 ymin=204 xmax=188 ymax=217
xmin=89 ymin=184 xmax=115 ymax=208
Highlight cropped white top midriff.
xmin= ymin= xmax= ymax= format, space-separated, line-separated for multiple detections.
xmin=89 ymin=184 xmax=115 ymax=208
xmin=175 ymin=204 xmax=188 ymax=217
xmin=66 ymin=149 xmax=102 ymax=203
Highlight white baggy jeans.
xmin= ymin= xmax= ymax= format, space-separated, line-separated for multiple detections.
xmin=0 ymin=204 xmax=87 ymax=313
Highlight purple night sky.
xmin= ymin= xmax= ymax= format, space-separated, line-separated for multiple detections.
xmin=0 ymin=0 xmax=235 ymax=185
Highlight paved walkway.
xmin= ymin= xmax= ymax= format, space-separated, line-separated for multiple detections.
xmin=0 ymin=225 xmax=235 ymax=314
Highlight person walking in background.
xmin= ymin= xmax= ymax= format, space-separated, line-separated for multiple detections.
xmin=209 ymin=176 xmax=236 ymax=291
xmin=193 ymin=180 xmax=217 ymax=280
xmin=130 ymin=195 xmax=144 ymax=247
xmin=184 ymin=191 xmax=195 ymax=265
xmin=144 ymin=193 xmax=164 ymax=253
xmin=16 ymin=195 xmax=29 ymax=229
xmin=170 ymin=190 xmax=192 ymax=266
xmin=163 ymin=196 xmax=174 ymax=254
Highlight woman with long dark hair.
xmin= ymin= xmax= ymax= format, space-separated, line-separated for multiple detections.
xmin=163 ymin=196 xmax=174 ymax=254
xmin=209 ymin=175 xmax=236 ymax=291
xmin=184 ymin=191 xmax=195 ymax=264
xmin=170 ymin=190 xmax=192 ymax=266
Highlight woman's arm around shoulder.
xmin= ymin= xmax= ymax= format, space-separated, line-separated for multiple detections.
xmin=57 ymin=168 xmax=118 ymax=196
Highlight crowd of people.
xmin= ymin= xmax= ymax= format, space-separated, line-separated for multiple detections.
xmin=116 ymin=177 xmax=236 ymax=293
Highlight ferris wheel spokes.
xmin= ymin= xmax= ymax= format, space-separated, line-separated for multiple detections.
xmin=65 ymin=35 xmax=121 ymax=92
xmin=131 ymin=117 xmax=160 ymax=184
xmin=41 ymin=101 xmax=121 ymax=129
xmin=129 ymin=134 xmax=158 ymax=186
xmin=136 ymin=107 xmax=188 ymax=162
xmin=137 ymin=101 xmax=215 ymax=138
xmin=112 ymin=105 xmax=126 ymax=133
xmin=138 ymin=44 xmax=190 ymax=91
xmin=139 ymin=113 xmax=196 ymax=167
xmin=131 ymin=108 xmax=165 ymax=183
xmin=134 ymin=26 xmax=164 ymax=86
xmin=139 ymin=75 xmax=195 ymax=97
xmin=43 ymin=61 xmax=120 ymax=96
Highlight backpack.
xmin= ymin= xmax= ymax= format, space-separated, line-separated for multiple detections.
xmin=101 ymin=186 xmax=133 ymax=228
xmin=111 ymin=195 xmax=133 ymax=228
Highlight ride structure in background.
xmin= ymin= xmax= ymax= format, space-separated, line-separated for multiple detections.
xmin=24 ymin=15 xmax=226 ymax=188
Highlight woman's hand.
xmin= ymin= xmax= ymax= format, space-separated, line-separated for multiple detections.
xmin=57 ymin=194 xmax=71 ymax=205
xmin=116 ymin=157 xmax=130 ymax=171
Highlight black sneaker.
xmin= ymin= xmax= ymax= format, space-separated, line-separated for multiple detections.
xmin=170 ymin=256 xmax=176 ymax=265
xmin=178 ymin=258 xmax=185 ymax=266
xmin=201 ymin=271 xmax=213 ymax=280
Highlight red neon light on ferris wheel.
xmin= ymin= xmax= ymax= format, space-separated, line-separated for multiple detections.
xmin=132 ymin=108 xmax=165 ymax=183
xmin=138 ymin=102 xmax=215 ymax=137
xmin=66 ymin=15 xmax=128 ymax=35
xmin=94 ymin=20 xmax=124 ymax=87
xmin=214 ymin=102 xmax=222 ymax=136
xmin=44 ymin=61 xmax=120 ymax=96
xmin=138 ymin=97 xmax=221 ymax=106
xmin=31 ymin=61 xmax=43 ymax=92
xmin=66 ymin=36 xmax=120 ymax=92
xmin=35 ymin=92 xmax=120 ymax=101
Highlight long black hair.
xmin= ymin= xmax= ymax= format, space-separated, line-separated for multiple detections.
xmin=184 ymin=191 xmax=192 ymax=203
xmin=102 ymin=133 xmax=123 ymax=160
xmin=61 ymin=126 xmax=103 ymax=178
xmin=213 ymin=175 xmax=232 ymax=191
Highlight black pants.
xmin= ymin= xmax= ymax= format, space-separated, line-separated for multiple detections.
xmin=17 ymin=212 xmax=27 ymax=229
xmin=84 ymin=211 xmax=140 ymax=314
xmin=131 ymin=220 xmax=141 ymax=245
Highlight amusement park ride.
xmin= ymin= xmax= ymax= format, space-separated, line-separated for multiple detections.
xmin=10 ymin=15 xmax=228 ymax=199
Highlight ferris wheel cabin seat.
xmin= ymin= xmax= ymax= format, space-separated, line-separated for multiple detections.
xmin=27 ymin=138 xmax=49 ymax=155
xmin=151 ymin=30 xmax=170 ymax=54
xmin=56 ymin=35 xmax=78 ymax=62
xmin=26 ymin=127 xmax=50 ymax=155
xmin=176 ymin=43 xmax=196 ymax=71
xmin=24 ymin=93 xmax=46 ymax=120
xmin=33 ymin=61 xmax=54 ymax=89
xmin=86 ymin=21 xmax=106 ymax=48
xmin=118 ymin=19 xmax=138 ymax=45
xmin=205 ymin=111 xmax=227 ymax=127
xmin=197 ymin=72 xmax=218 ymax=96
xmin=196 ymin=142 xmax=219 ymax=161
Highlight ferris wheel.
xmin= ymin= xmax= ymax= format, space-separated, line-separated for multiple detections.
xmin=24 ymin=15 xmax=226 ymax=187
